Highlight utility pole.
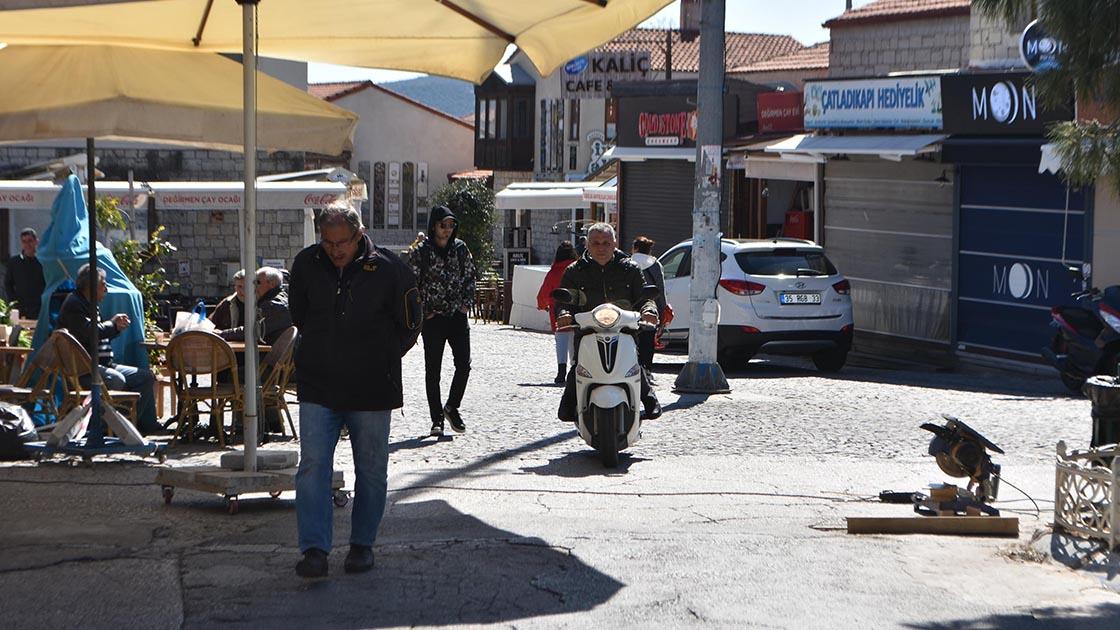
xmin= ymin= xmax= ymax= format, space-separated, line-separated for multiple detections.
xmin=674 ymin=0 xmax=729 ymax=394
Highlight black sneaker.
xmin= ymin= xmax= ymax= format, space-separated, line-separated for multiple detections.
xmin=295 ymin=548 xmax=329 ymax=578
xmin=430 ymin=420 xmax=444 ymax=437
xmin=443 ymin=405 xmax=466 ymax=433
xmin=344 ymin=544 xmax=374 ymax=574
xmin=642 ymin=401 xmax=662 ymax=420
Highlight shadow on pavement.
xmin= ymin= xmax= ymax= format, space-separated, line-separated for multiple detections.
xmin=389 ymin=435 xmax=454 ymax=452
xmin=181 ymin=499 xmax=624 ymax=628
xmin=661 ymin=393 xmax=711 ymax=412
xmin=519 ymin=450 xmax=648 ymax=477
xmin=1050 ymin=531 xmax=1120 ymax=580
xmin=901 ymin=602 xmax=1120 ymax=629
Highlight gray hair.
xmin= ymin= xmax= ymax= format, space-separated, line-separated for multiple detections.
xmin=256 ymin=266 xmax=283 ymax=289
xmin=586 ymin=222 xmax=616 ymax=242
xmin=319 ymin=199 xmax=363 ymax=235
xmin=76 ymin=263 xmax=106 ymax=292
xmin=232 ymin=269 xmax=246 ymax=282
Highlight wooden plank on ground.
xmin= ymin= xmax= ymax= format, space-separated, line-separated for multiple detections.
xmin=846 ymin=516 xmax=1019 ymax=537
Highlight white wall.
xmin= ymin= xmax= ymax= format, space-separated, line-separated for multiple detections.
xmin=333 ymin=87 xmax=475 ymax=250
xmin=1094 ymin=184 xmax=1120 ymax=289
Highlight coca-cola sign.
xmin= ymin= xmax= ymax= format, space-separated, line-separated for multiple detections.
xmin=303 ymin=193 xmax=339 ymax=206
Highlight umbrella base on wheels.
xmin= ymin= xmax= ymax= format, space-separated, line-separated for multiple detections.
xmin=23 ymin=437 xmax=167 ymax=466
xmin=154 ymin=466 xmax=347 ymax=514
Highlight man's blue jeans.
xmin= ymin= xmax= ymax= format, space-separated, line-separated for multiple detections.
xmin=82 ymin=363 xmax=159 ymax=436
xmin=296 ymin=403 xmax=391 ymax=553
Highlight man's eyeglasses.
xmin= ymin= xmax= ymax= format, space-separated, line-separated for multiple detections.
xmin=320 ymin=231 xmax=358 ymax=249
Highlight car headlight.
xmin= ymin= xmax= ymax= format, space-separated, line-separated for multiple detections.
xmin=593 ymin=307 xmax=620 ymax=328
xmin=624 ymin=363 xmax=641 ymax=377
xmin=576 ymin=364 xmax=593 ymax=378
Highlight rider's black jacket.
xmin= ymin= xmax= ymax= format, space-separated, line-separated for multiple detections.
xmin=556 ymin=250 xmax=657 ymax=320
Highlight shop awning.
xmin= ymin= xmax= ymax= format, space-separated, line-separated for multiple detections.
xmin=601 ymin=146 xmax=696 ymax=162
xmin=1039 ymin=143 xmax=1062 ymax=175
xmin=0 ymin=180 xmax=348 ymax=211
xmin=582 ymin=176 xmax=617 ymax=204
xmin=765 ymin=134 xmax=947 ymax=162
xmin=495 ymin=182 xmax=591 ymax=210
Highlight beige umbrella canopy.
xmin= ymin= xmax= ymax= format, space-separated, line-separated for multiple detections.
xmin=0 ymin=0 xmax=673 ymax=84
xmin=0 ymin=0 xmax=671 ymax=465
xmin=0 ymin=44 xmax=357 ymax=154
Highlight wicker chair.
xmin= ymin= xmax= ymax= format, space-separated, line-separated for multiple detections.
xmin=165 ymin=331 xmax=240 ymax=446
xmin=0 ymin=332 xmax=63 ymax=421
xmin=260 ymin=326 xmax=298 ymax=439
xmin=50 ymin=329 xmax=141 ymax=427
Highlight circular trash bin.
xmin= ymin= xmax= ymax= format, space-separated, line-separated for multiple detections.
xmin=1083 ymin=375 xmax=1120 ymax=448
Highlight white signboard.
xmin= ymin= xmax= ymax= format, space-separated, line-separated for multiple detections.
xmin=387 ymin=161 xmax=401 ymax=227
xmin=562 ymin=51 xmax=652 ymax=98
xmin=804 ymin=77 xmax=943 ymax=130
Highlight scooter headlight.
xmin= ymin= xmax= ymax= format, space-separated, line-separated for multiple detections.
xmin=575 ymin=364 xmax=593 ymax=378
xmin=593 ymin=307 xmax=621 ymax=328
xmin=624 ymin=363 xmax=641 ymax=377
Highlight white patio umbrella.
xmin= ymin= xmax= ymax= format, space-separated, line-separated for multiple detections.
xmin=0 ymin=0 xmax=673 ymax=468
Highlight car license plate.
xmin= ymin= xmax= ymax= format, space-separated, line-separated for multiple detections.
xmin=780 ymin=292 xmax=821 ymax=305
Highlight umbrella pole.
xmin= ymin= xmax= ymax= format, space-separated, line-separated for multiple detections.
xmin=239 ymin=0 xmax=259 ymax=472
xmin=86 ymin=137 xmax=104 ymax=446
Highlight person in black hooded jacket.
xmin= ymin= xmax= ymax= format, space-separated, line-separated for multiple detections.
xmin=408 ymin=205 xmax=476 ymax=437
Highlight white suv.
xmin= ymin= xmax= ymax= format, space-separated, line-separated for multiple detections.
xmin=658 ymin=238 xmax=854 ymax=371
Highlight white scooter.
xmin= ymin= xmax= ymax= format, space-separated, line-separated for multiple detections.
xmin=553 ymin=288 xmax=652 ymax=468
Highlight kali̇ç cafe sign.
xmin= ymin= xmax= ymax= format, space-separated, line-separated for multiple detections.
xmin=562 ymin=51 xmax=651 ymax=98
xmin=941 ymin=72 xmax=1072 ymax=135
xmin=803 ymin=76 xmax=943 ymax=129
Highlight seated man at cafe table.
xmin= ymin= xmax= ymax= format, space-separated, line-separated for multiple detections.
xmin=216 ymin=266 xmax=292 ymax=345
xmin=59 ymin=263 xmax=160 ymax=436
xmin=209 ymin=268 xmax=246 ymax=331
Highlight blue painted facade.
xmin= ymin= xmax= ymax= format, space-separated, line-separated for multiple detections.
xmin=956 ymin=164 xmax=1090 ymax=357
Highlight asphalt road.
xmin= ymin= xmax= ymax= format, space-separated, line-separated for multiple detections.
xmin=0 ymin=323 xmax=1117 ymax=629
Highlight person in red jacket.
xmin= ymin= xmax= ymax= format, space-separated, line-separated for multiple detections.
xmin=536 ymin=240 xmax=578 ymax=384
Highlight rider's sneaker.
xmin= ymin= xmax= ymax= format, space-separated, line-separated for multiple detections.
xmin=430 ymin=420 xmax=444 ymax=437
xmin=641 ymin=401 xmax=662 ymax=420
xmin=443 ymin=405 xmax=466 ymax=433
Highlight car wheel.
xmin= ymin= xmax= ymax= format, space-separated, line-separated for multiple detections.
xmin=812 ymin=349 xmax=847 ymax=373
xmin=717 ymin=349 xmax=753 ymax=372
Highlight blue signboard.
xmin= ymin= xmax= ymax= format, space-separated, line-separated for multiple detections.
xmin=957 ymin=165 xmax=1088 ymax=357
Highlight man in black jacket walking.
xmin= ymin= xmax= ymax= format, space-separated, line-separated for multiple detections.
xmin=409 ymin=205 xmax=476 ymax=437
xmin=556 ymin=223 xmax=661 ymax=423
xmin=289 ymin=201 xmax=421 ymax=578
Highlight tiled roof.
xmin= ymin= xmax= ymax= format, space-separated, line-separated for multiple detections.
xmin=309 ymin=81 xmax=473 ymax=130
xmin=595 ymin=27 xmax=804 ymax=73
xmin=732 ymin=42 xmax=830 ymax=73
xmin=824 ymin=0 xmax=970 ymax=27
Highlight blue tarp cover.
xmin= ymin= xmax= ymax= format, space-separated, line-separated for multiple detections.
xmin=31 ymin=175 xmax=148 ymax=368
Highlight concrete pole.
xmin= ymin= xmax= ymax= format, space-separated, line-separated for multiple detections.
xmin=238 ymin=0 xmax=259 ymax=471
xmin=674 ymin=0 xmax=730 ymax=394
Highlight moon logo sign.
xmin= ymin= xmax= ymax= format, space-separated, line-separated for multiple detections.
xmin=1008 ymin=262 xmax=1033 ymax=299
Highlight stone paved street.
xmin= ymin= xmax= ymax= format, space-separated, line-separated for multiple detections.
xmin=1 ymin=323 xmax=1119 ymax=629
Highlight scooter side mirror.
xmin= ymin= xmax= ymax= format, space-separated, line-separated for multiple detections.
xmin=551 ymin=288 xmax=586 ymax=306
xmin=1066 ymin=265 xmax=1084 ymax=281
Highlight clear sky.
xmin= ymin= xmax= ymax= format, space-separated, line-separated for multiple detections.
xmin=306 ymin=0 xmax=875 ymax=84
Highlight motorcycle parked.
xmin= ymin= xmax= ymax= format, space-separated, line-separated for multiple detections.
xmin=552 ymin=288 xmax=653 ymax=467
xmin=1042 ymin=282 xmax=1120 ymax=393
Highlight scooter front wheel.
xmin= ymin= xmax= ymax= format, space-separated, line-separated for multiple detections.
xmin=593 ymin=405 xmax=622 ymax=468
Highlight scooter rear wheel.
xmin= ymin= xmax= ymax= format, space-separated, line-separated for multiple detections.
xmin=1060 ymin=372 xmax=1086 ymax=394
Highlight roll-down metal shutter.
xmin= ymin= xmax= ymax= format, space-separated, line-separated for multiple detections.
xmin=619 ymin=160 xmax=728 ymax=255
xmin=824 ymin=159 xmax=953 ymax=344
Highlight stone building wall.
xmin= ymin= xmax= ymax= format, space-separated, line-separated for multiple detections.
xmin=0 ymin=145 xmax=307 ymax=300
xmin=969 ymin=9 xmax=1029 ymax=69
xmin=828 ymin=15 xmax=971 ymax=77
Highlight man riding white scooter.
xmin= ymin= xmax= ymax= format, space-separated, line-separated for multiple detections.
xmin=556 ymin=223 xmax=661 ymax=423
